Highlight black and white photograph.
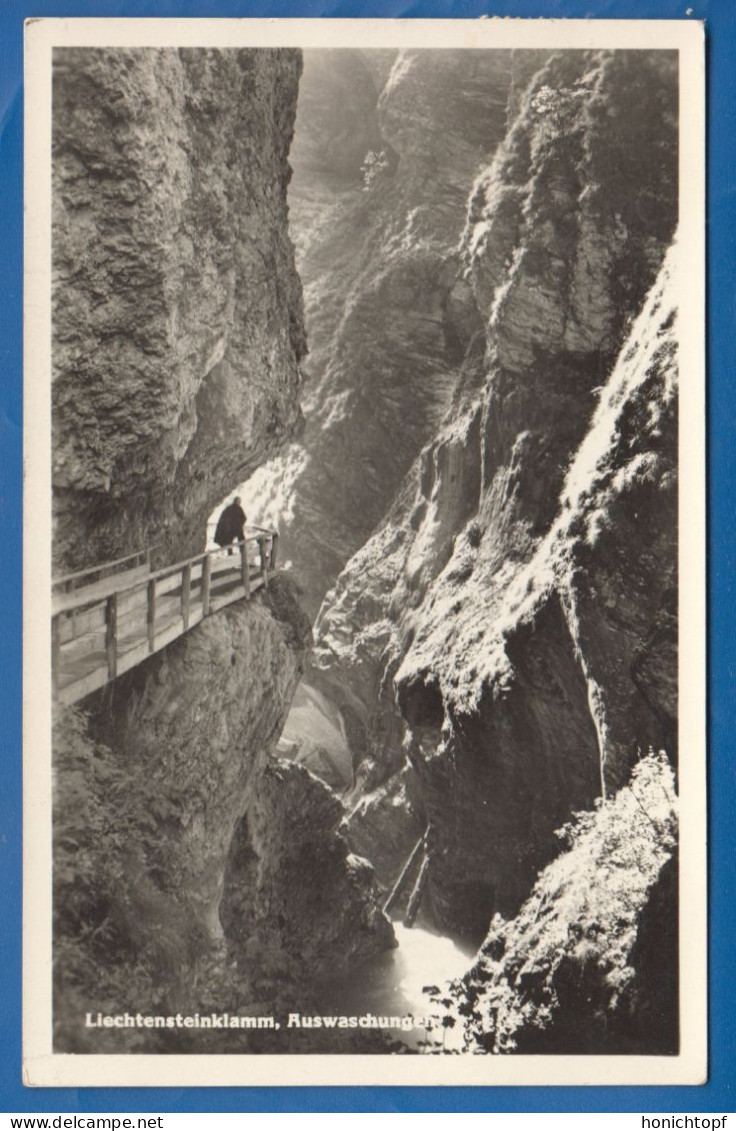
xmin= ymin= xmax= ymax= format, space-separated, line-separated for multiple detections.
xmin=23 ymin=18 xmax=706 ymax=1087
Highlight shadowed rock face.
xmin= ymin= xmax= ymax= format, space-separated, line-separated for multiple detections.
xmin=309 ymin=50 xmax=679 ymax=931
xmin=221 ymin=759 xmax=395 ymax=984
xmin=51 ymin=52 xmax=396 ymax=1052
xmin=446 ymin=755 xmax=678 ymax=1054
xmin=245 ymin=49 xmax=547 ymax=619
xmin=88 ymin=578 xmax=314 ymax=944
xmin=52 ymin=47 xmax=306 ymax=572
xmin=56 ymin=578 xmax=393 ymax=1047
xmin=55 ymin=579 xmax=394 ymax=1052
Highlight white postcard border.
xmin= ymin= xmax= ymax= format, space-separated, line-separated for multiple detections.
xmin=23 ymin=16 xmax=706 ymax=1088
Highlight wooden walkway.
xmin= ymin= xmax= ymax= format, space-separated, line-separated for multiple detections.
xmin=52 ymin=529 xmax=278 ymax=706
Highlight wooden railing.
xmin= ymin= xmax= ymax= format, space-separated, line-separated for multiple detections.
xmin=52 ymin=528 xmax=279 ymax=706
xmin=53 ymin=547 xmax=154 ymax=593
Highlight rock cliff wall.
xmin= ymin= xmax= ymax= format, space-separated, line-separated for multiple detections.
xmin=51 ymin=49 xmax=394 ymax=1052
xmin=87 ymin=579 xmax=313 ymax=944
xmin=308 ymin=50 xmax=679 ymax=933
xmin=244 ymin=48 xmax=547 ymax=619
xmin=54 ymin=577 xmax=392 ymax=1051
xmin=444 ymin=753 xmax=678 ymax=1054
xmin=52 ymin=47 xmax=306 ymax=571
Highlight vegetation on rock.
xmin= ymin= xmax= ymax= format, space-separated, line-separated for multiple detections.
xmin=438 ymin=752 xmax=677 ymax=1054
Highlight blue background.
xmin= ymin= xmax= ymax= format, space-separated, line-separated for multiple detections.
xmin=1 ymin=0 xmax=733 ymax=1114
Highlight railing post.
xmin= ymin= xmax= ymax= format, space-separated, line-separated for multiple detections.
xmin=181 ymin=562 xmax=192 ymax=629
xmin=201 ymin=554 xmax=212 ymax=617
xmin=240 ymin=539 xmax=251 ymax=599
xmin=259 ymin=537 xmax=269 ymax=590
xmin=51 ymin=616 xmax=61 ymax=698
xmin=269 ymin=532 xmax=279 ymax=572
xmin=147 ymin=578 xmax=156 ymax=652
xmin=66 ymin=578 xmax=78 ymax=638
xmin=105 ymin=594 xmax=118 ymax=681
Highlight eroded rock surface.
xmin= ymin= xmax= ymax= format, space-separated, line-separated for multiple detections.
xmin=52 ymin=47 xmax=306 ymax=570
xmin=51 ymin=51 xmax=396 ymax=1053
xmin=310 ymin=50 xmax=679 ymax=932
xmin=443 ymin=754 xmax=678 ymax=1054
xmin=54 ymin=579 xmax=394 ymax=1051
xmin=88 ymin=579 xmax=312 ymax=939
xmin=222 ymin=759 xmax=395 ymax=985
xmin=244 ymin=49 xmax=545 ymax=618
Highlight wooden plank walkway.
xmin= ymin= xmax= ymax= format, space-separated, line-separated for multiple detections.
xmin=52 ymin=529 xmax=279 ymax=707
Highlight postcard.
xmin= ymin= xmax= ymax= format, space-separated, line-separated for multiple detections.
xmin=23 ymin=16 xmax=706 ymax=1087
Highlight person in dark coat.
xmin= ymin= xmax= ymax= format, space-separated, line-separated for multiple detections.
xmin=214 ymin=496 xmax=247 ymax=554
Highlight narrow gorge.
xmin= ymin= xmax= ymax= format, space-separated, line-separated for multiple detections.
xmin=51 ymin=44 xmax=680 ymax=1057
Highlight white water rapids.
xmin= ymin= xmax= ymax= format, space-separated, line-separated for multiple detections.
xmin=318 ymin=922 xmax=479 ymax=1052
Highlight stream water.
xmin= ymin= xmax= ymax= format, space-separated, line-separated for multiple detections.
xmin=241 ymin=673 xmax=479 ymax=1050
xmin=318 ymin=922 xmax=479 ymax=1052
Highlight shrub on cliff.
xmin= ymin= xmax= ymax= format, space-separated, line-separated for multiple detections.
xmin=360 ymin=149 xmax=391 ymax=192
xmin=440 ymin=751 xmax=677 ymax=1054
